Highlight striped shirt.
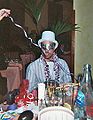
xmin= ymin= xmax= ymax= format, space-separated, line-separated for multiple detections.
xmin=26 ymin=57 xmax=72 ymax=92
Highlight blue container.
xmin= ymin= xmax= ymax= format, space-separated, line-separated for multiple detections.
xmin=7 ymin=103 xmax=17 ymax=110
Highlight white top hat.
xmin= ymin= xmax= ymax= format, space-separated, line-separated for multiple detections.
xmin=38 ymin=31 xmax=58 ymax=49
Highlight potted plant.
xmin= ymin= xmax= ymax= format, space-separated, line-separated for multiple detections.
xmin=17 ymin=0 xmax=80 ymax=42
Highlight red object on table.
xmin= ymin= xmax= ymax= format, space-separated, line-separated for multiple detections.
xmin=15 ymin=79 xmax=34 ymax=107
xmin=86 ymin=104 xmax=93 ymax=117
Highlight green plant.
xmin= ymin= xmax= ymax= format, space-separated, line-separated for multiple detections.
xmin=17 ymin=0 xmax=80 ymax=40
xmin=17 ymin=0 xmax=46 ymax=33
xmin=49 ymin=20 xmax=80 ymax=36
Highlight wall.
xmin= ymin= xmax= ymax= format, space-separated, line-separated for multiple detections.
xmin=74 ymin=0 xmax=93 ymax=75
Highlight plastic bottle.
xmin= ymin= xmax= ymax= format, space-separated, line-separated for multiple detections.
xmin=74 ymin=64 xmax=93 ymax=120
xmin=84 ymin=64 xmax=93 ymax=119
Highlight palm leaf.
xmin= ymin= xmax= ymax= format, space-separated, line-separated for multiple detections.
xmin=22 ymin=0 xmax=46 ymax=25
xmin=50 ymin=20 xmax=80 ymax=36
xmin=16 ymin=0 xmax=80 ymax=37
xmin=16 ymin=0 xmax=45 ymax=25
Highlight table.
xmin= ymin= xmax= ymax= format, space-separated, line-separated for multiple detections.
xmin=0 ymin=63 xmax=22 ymax=92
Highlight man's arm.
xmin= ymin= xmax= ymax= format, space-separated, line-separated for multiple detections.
xmin=59 ymin=59 xmax=72 ymax=83
xmin=26 ymin=63 xmax=37 ymax=92
xmin=0 ymin=9 xmax=10 ymax=21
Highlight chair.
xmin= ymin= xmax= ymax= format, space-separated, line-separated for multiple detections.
xmin=38 ymin=106 xmax=74 ymax=120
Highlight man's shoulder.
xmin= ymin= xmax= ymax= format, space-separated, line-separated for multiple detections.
xmin=57 ymin=57 xmax=69 ymax=67
xmin=28 ymin=58 xmax=41 ymax=66
xmin=58 ymin=57 xmax=67 ymax=63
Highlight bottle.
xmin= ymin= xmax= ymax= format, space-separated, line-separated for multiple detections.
xmin=84 ymin=64 xmax=93 ymax=119
xmin=74 ymin=90 xmax=87 ymax=120
xmin=74 ymin=64 xmax=93 ymax=120
xmin=38 ymin=83 xmax=46 ymax=110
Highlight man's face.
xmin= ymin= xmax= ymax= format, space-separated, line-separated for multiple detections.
xmin=41 ymin=41 xmax=56 ymax=59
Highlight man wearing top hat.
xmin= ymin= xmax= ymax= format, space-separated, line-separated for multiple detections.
xmin=26 ymin=31 xmax=72 ymax=92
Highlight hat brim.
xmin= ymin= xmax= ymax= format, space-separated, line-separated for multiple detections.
xmin=38 ymin=39 xmax=58 ymax=49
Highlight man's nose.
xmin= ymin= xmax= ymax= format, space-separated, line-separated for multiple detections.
xmin=45 ymin=49 xmax=50 ymax=52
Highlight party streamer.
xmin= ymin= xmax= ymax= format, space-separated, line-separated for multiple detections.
xmin=8 ymin=16 xmax=38 ymax=47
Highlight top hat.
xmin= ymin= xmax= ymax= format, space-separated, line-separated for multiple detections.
xmin=38 ymin=31 xmax=58 ymax=49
